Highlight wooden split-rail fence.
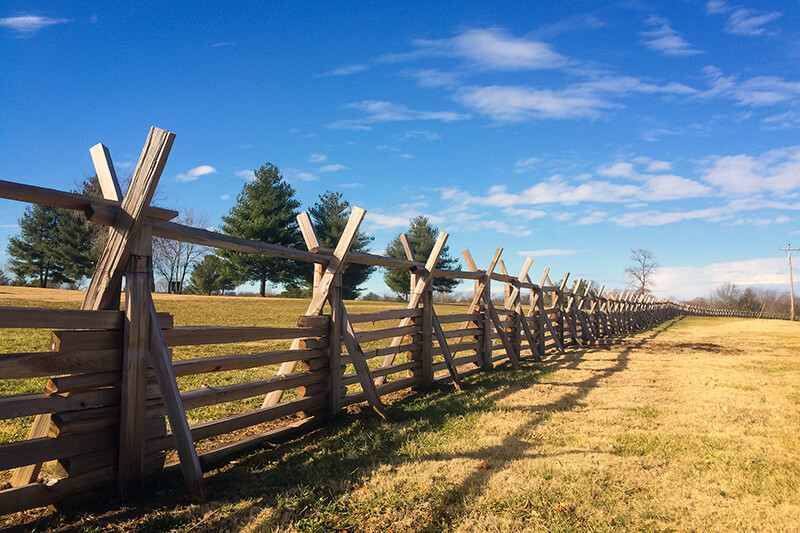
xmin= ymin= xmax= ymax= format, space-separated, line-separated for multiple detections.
xmin=0 ymin=127 xmax=789 ymax=516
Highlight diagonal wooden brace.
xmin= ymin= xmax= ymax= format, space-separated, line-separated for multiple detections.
xmin=430 ymin=309 xmax=463 ymax=391
xmin=374 ymin=232 xmax=449 ymax=386
xmin=263 ymin=208 xmax=366 ymax=408
xmin=339 ymin=301 xmax=389 ymax=418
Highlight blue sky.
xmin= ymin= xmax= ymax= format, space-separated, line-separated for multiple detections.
xmin=1 ymin=1 xmax=799 ymax=299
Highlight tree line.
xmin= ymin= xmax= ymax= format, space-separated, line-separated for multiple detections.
xmin=2 ymin=163 xmax=458 ymax=301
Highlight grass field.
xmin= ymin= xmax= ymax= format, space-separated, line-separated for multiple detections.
xmin=2 ymin=288 xmax=800 ymax=531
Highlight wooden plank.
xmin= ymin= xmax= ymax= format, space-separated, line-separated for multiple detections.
xmin=89 ymin=143 xmax=123 ymax=202
xmin=296 ymin=315 xmax=330 ymax=328
xmin=176 ymin=417 xmax=323 ymax=473
xmin=348 ymin=308 xmax=422 ymax=323
xmin=0 ymin=428 xmax=115 ymax=471
xmin=146 ymin=395 xmax=324 ymax=453
xmin=0 ymin=179 xmax=177 ymax=221
xmin=9 ymin=414 xmax=51 ymax=487
xmin=340 ymin=342 xmax=421 ymax=365
xmin=329 ymin=274 xmax=343 ymax=414
xmin=147 ymin=370 xmax=326 ymax=418
xmin=0 ymin=466 xmax=117 ymax=516
xmin=0 ymin=349 xmax=121 ymax=379
xmin=433 ymin=340 xmax=480 ymax=356
xmin=431 ymin=311 xmax=462 ymax=391
xmin=263 ymin=208 xmax=366 ymax=408
xmin=339 ymin=301 xmax=388 ymax=418
xmin=147 ymin=302 xmax=205 ymax=502
xmin=296 ymin=212 xmax=320 ymax=252
xmin=151 ymin=218 xmax=325 ymax=265
xmin=439 ymin=327 xmax=481 ymax=339
xmin=162 ymin=325 xmax=328 ymax=346
xmin=83 ymin=127 xmax=175 ymax=311
xmin=0 ymin=307 xmax=123 ymax=330
xmin=172 ymin=348 xmax=325 ymax=377
xmin=0 ymin=389 xmax=120 ymax=420
xmin=355 ymin=325 xmax=418 ymax=344
xmin=341 ymin=360 xmax=420 ymax=386
xmin=435 ymin=313 xmax=481 ymax=324
xmin=44 ymin=371 xmax=119 ymax=395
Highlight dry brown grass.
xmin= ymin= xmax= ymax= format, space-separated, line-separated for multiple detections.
xmin=2 ymin=290 xmax=799 ymax=532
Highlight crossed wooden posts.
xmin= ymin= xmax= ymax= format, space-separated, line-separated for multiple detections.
xmin=12 ymin=128 xmax=205 ymax=501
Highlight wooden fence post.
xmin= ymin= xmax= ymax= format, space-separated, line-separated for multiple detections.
xmin=328 ymin=273 xmax=343 ymax=415
xmin=119 ymin=224 xmax=152 ymax=496
xmin=421 ymin=285 xmax=434 ymax=387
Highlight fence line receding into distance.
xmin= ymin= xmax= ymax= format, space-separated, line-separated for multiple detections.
xmin=0 ymin=127 xmax=789 ymax=516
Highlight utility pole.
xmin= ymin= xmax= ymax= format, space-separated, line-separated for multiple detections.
xmin=779 ymin=244 xmax=799 ymax=321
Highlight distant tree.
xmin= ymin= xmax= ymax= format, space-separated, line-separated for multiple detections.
xmin=220 ymin=163 xmax=302 ymax=296
xmin=383 ymin=216 xmax=459 ymax=300
xmin=0 ymin=263 xmax=10 ymax=285
xmin=625 ymin=249 xmax=658 ymax=295
xmin=737 ymin=287 xmax=761 ymax=313
xmin=185 ymin=254 xmax=236 ymax=295
xmin=713 ymin=282 xmax=741 ymax=310
xmin=6 ymin=205 xmax=93 ymax=287
xmin=306 ymin=191 xmax=375 ymax=299
xmin=153 ymin=210 xmax=207 ymax=293
xmin=686 ymin=296 xmax=710 ymax=308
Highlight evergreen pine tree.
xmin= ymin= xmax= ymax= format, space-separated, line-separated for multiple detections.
xmin=219 ymin=163 xmax=302 ymax=296
xmin=307 ymin=191 xmax=375 ymax=299
xmin=384 ymin=216 xmax=459 ymax=299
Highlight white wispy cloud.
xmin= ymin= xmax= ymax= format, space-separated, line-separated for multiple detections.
xmin=761 ymin=110 xmax=800 ymax=131
xmin=283 ymin=168 xmax=318 ymax=182
xmin=176 ymin=165 xmax=217 ymax=183
xmin=614 ymin=197 xmax=800 ymax=228
xmin=705 ymin=1 xmax=781 ymax=36
xmin=455 ymin=84 xmax=616 ymax=121
xmin=365 ymin=212 xmax=413 ymax=229
xmin=517 ymin=249 xmax=577 ymax=257
xmin=0 ymin=15 xmax=70 ymax=35
xmin=339 ymin=182 xmax=363 ymax=189
xmin=211 ymin=41 xmax=237 ymax=47
xmin=700 ymin=146 xmax=800 ymax=194
xmin=309 ymin=153 xmax=327 ymax=162
xmin=701 ymin=66 xmax=800 ymax=107
xmin=382 ymin=27 xmax=567 ymax=71
xmin=577 ymin=211 xmax=608 ymax=225
xmin=514 ymin=156 xmax=541 ymax=173
xmin=219 ymin=194 xmax=230 ymax=201
xmin=317 ymin=64 xmax=369 ymax=77
xmin=455 ymin=76 xmax=696 ymax=123
xmin=398 ymin=130 xmax=441 ymax=141
xmin=597 ymin=162 xmax=635 ymax=178
xmin=326 ymin=100 xmax=467 ymax=130
xmin=639 ymin=16 xmax=704 ymax=57
xmin=502 ymin=207 xmax=547 ymax=221
xmin=404 ymin=69 xmax=461 ymax=88
xmin=319 ymin=164 xmax=346 ymax=172
xmin=235 ymin=169 xmax=255 ymax=181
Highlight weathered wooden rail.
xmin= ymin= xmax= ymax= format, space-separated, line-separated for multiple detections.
xmin=0 ymin=127 xmax=789 ymax=516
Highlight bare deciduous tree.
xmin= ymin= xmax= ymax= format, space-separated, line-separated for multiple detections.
xmin=625 ymin=248 xmax=658 ymax=295
xmin=153 ymin=210 xmax=207 ymax=293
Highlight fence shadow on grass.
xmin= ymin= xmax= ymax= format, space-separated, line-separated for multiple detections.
xmin=4 ymin=319 xmax=680 ymax=533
